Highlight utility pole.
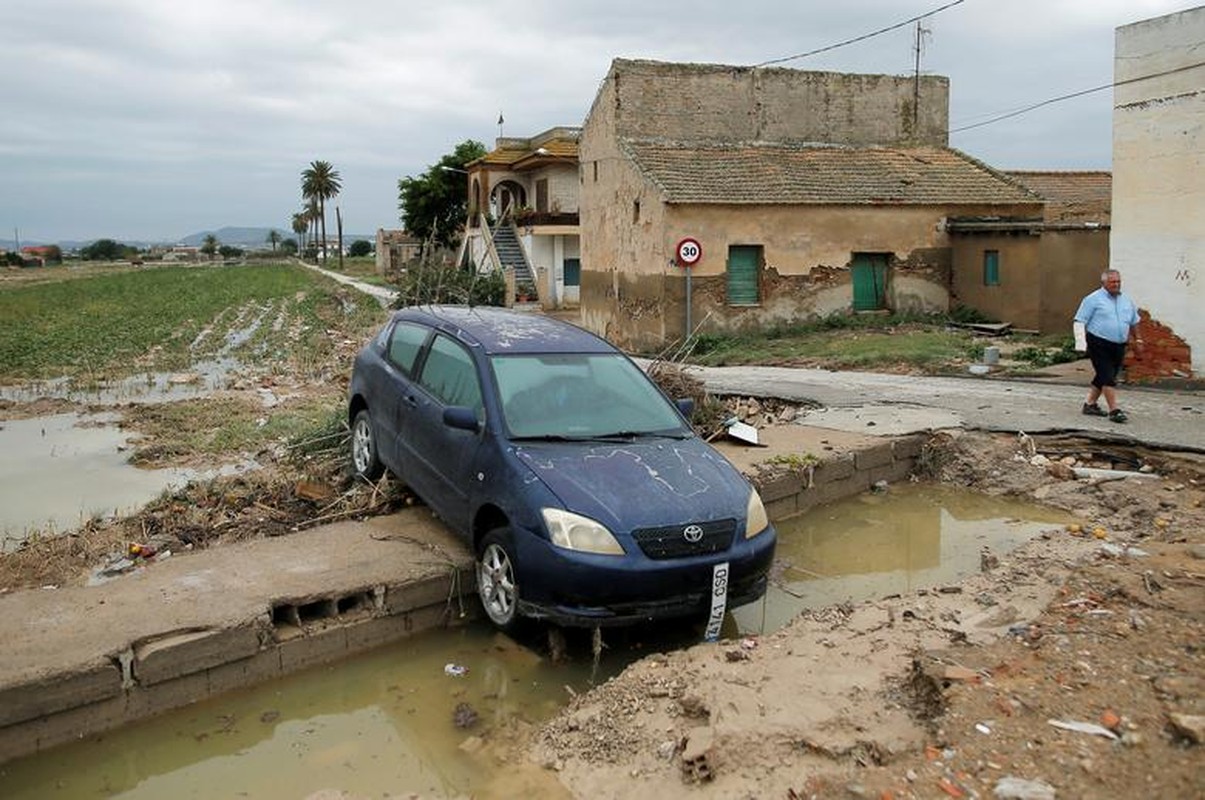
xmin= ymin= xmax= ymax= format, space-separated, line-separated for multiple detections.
xmin=912 ymin=20 xmax=931 ymax=138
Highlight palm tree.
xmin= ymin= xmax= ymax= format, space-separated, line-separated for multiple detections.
xmin=266 ymin=230 xmax=281 ymax=252
xmin=305 ymin=198 xmax=320 ymax=253
xmin=301 ymin=160 xmax=341 ymax=262
xmin=291 ymin=213 xmax=309 ymax=252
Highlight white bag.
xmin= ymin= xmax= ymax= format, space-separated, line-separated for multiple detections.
xmin=1073 ymin=321 xmax=1087 ymax=352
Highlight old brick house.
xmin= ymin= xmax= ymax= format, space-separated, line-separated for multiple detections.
xmin=576 ymin=58 xmax=1044 ymax=350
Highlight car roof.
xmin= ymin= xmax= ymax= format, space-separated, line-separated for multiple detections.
xmin=391 ymin=305 xmax=619 ymax=355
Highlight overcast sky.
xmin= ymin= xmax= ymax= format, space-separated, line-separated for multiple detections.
xmin=0 ymin=0 xmax=1192 ymax=244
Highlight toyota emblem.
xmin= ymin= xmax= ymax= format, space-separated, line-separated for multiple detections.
xmin=682 ymin=524 xmax=704 ymax=543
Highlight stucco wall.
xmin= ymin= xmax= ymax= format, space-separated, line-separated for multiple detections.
xmin=1038 ymin=230 xmax=1111 ymax=334
xmin=581 ymin=182 xmax=960 ymax=349
xmin=950 ymin=234 xmax=1042 ymax=330
xmin=1111 ymin=8 xmax=1204 ymax=374
xmin=604 ymin=59 xmax=948 ymax=146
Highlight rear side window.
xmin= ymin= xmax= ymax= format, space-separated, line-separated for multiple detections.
xmin=419 ymin=334 xmax=483 ymax=415
xmin=387 ymin=322 xmax=428 ymax=374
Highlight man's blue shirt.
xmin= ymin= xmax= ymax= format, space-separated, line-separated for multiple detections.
xmin=1074 ymin=288 xmax=1139 ymax=344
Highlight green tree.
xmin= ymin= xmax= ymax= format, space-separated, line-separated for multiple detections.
xmin=200 ymin=234 xmax=219 ymax=259
xmin=398 ymin=139 xmax=486 ymax=252
xmin=218 ymin=245 xmax=243 ymax=259
xmin=266 ymin=230 xmax=281 ymax=252
xmin=348 ymin=239 xmax=372 ymax=258
xmin=79 ymin=238 xmax=128 ymax=261
xmin=301 ymin=160 xmax=341 ymax=262
xmin=280 ymin=238 xmax=298 ymax=255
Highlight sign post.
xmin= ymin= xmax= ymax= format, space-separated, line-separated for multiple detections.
xmin=675 ymin=238 xmax=702 ymax=341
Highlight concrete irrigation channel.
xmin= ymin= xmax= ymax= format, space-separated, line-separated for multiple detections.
xmin=0 ymin=424 xmax=922 ymax=765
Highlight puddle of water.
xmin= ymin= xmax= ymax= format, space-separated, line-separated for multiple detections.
xmin=0 ymin=413 xmax=224 ymax=551
xmin=0 ymin=622 xmax=627 ymax=800
xmin=0 ymin=358 xmax=243 ymax=406
xmin=733 ymin=483 xmax=1074 ymax=634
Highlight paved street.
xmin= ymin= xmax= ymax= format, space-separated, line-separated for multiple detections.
xmin=686 ymin=364 xmax=1205 ymax=452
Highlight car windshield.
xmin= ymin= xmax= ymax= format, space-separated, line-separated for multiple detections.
xmin=491 ymin=353 xmax=690 ymax=440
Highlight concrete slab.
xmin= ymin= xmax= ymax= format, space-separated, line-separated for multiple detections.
xmin=799 ymin=405 xmax=962 ymax=436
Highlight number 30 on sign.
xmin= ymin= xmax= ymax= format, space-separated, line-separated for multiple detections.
xmin=675 ymin=237 xmax=702 ymax=267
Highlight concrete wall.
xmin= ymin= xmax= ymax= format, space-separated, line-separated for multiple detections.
xmin=600 ymin=59 xmax=949 ymax=147
xmin=1111 ymin=7 xmax=1204 ymax=375
xmin=0 ymin=570 xmax=477 ymax=765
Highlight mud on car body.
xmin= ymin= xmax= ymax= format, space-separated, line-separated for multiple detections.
xmin=347 ymin=305 xmax=776 ymax=631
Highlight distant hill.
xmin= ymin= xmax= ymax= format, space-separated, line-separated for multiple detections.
xmin=180 ymin=227 xmax=375 ymax=248
xmin=2 ymin=227 xmax=376 ymax=252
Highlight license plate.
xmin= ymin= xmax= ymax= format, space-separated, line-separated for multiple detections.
xmin=704 ymin=561 xmax=729 ymax=642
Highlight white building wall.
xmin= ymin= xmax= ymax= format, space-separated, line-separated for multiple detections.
xmin=1112 ymin=7 xmax=1205 ymax=374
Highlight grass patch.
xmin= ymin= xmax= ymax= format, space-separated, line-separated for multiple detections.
xmin=124 ymin=394 xmax=347 ymax=466
xmin=0 ymin=262 xmax=386 ymax=382
xmin=690 ymin=317 xmax=983 ymax=371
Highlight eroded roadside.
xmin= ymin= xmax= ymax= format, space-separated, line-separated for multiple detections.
xmin=514 ymin=430 xmax=1205 ymax=800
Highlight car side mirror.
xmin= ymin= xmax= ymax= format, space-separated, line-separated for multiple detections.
xmin=443 ymin=406 xmax=480 ymax=433
xmin=676 ymin=398 xmax=695 ymax=417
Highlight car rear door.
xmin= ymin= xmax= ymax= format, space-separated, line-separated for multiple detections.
xmin=398 ymin=332 xmax=485 ymax=533
xmin=377 ymin=321 xmax=430 ymax=475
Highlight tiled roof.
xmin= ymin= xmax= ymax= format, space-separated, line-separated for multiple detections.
xmin=622 ymin=140 xmax=1041 ymax=206
xmin=1005 ymin=171 xmax=1111 ymax=224
xmin=476 ymin=135 xmax=579 ymax=168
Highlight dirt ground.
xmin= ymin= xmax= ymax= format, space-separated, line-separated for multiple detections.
xmin=518 ymin=430 xmax=1205 ymax=799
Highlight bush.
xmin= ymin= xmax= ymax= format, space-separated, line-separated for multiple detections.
xmin=348 ymin=240 xmax=372 ymax=258
xmin=392 ymin=264 xmax=506 ymax=307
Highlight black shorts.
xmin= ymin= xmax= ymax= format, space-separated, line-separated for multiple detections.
xmin=1086 ymin=332 xmax=1126 ymax=388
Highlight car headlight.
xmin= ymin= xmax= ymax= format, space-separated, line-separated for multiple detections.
xmin=744 ymin=489 xmax=770 ymax=539
xmin=542 ymin=509 xmax=625 ymax=555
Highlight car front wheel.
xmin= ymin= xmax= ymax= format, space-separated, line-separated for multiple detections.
xmin=350 ymin=409 xmax=384 ymax=480
xmin=477 ymin=529 xmax=522 ymax=632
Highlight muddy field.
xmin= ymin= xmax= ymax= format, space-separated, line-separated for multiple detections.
xmin=513 ymin=430 xmax=1205 ymax=799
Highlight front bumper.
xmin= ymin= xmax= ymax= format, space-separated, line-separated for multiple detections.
xmin=512 ymin=525 xmax=777 ymax=628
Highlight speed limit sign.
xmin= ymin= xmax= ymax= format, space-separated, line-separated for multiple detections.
xmin=675 ymin=237 xmax=702 ymax=267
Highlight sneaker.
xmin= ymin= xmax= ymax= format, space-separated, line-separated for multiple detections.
xmin=1109 ymin=409 xmax=1128 ymax=423
xmin=1082 ymin=403 xmax=1106 ymax=417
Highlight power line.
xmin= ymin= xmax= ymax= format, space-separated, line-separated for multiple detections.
xmin=950 ymin=59 xmax=1205 ymax=133
xmin=754 ymin=0 xmax=966 ymax=68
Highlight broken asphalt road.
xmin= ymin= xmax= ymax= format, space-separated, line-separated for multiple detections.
xmin=685 ymin=364 xmax=1205 ymax=452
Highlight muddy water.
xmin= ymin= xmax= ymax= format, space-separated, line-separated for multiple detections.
xmin=733 ymin=483 xmax=1074 ymax=633
xmin=0 ymin=485 xmax=1073 ymax=797
xmin=0 ymin=623 xmax=619 ymax=800
xmin=0 ymin=413 xmax=200 ymax=551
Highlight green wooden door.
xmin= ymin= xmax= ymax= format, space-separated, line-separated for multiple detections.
xmin=726 ymin=246 xmax=761 ymax=305
xmin=851 ymin=253 xmax=888 ymax=311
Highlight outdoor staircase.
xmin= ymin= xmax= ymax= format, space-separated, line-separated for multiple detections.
xmin=490 ymin=224 xmax=536 ymax=298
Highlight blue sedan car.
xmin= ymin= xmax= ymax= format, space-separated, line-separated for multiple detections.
xmin=347 ymin=305 xmax=776 ymax=631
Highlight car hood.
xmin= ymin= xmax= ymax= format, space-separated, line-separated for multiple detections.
xmin=513 ymin=437 xmax=751 ymax=532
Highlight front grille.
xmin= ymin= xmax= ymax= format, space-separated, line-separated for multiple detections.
xmin=630 ymin=519 xmax=737 ymax=560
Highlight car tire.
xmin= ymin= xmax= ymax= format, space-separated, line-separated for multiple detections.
xmin=477 ymin=529 xmax=522 ymax=632
xmin=350 ymin=409 xmax=384 ymax=480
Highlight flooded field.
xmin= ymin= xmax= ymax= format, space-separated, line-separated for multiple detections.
xmin=0 ymin=483 xmax=1075 ymax=797
xmin=0 ymin=412 xmax=199 ymax=551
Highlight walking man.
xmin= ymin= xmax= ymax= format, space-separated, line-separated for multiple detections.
xmin=1073 ymin=269 xmax=1143 ymax=423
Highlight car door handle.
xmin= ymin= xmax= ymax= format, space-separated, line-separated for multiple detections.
xmin=403 ymin=394 xmax=419 ymax=408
